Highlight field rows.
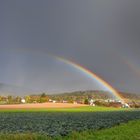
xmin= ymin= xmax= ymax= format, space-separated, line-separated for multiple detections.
xmin=0 ymin=110 xmax=140 ymax=136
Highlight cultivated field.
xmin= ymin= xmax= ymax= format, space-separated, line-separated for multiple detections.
xmin=0 ymin=104 xmax=139 ymax=139
xmin=0 ymin=103 xmax=87 ymax=109
xmin=0 ymin=104 xmax=130 ymax=112
xmin=0 ymin=119 xmax=139 ymax=140
xmin=0 ymin=109 xmax=140 ymax=137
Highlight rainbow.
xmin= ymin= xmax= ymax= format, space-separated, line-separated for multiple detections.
xmin=54 ymin=56 xmax=124 ymax=102
xmin=11 ymin=47 xmax=124 ymax=102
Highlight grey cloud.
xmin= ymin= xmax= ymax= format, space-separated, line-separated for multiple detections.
xmin=0 ymin=0 xmax=140 ymax=94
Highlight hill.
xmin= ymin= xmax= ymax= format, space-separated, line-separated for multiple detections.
xmin=49 ymin=90 xmax=140 ymax=100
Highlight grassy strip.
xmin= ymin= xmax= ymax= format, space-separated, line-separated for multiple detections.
xmin=0 ymin=106 xmax=133 ymax=112
xmin=62 ymin=119 xmax=140 ymax=140
xmin=0 ymin=120 xmax=139 ymax=140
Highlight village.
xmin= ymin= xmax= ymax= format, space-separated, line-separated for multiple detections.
xmin=0 ymin=93 xmax=140 ymax=108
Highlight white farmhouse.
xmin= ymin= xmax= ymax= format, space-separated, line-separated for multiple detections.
xmin=89 ymin=99 xmax=95 ymax=106
xmin=21 ymin=98 xmax=26 ymax=103
xmin=122 ymin=103 xmax=130 ymax=108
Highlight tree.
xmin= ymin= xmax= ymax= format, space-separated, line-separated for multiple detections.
xmin=7 ymin=95 xmax=13 ymax=104
xmin=15 ymin=96 xmax=21 ymax=103
xmin=39 ymin=96 xmax=49 ymax=103
xmin=25 ymin=96 xmax=31 ymax=103
xmin=0 ymin=96 xmax=2 ymax=101
xmin=84 ymin=99 xmax=89 ymax=104
xmin=41 ymin=93 xmax=46 ymax=98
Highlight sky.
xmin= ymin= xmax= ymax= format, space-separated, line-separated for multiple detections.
xmin=0 ymin=0 xmax=140 ymax=95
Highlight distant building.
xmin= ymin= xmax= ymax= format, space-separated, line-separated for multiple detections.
xmin=89 ymin=99 xmax=95 ymax=106
xmin=48 ymin=99 xmax=56 ymax=103
xmin=107 ymin=99 xmax=115 ymax=103
xmin=49 ymin=99 xmax=52 ymax=102
xmin=21 ymin=98 xmax=26 ymax=103
xmin=73 ymin=101 xmax=77 ymax=104
xmin=62 ymin=100 xmax=68 ymax=103
xmin=122 ymin=103 xmax=130 ymax=108
xmin=52 ymin=100 xmax=56 ymax=103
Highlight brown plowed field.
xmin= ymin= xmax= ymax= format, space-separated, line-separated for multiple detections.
xmin=0 ymin=103 xmax=87 ymax=109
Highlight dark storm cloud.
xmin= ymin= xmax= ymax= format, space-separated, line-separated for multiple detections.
xmin=0 ymin=0 xmax=140 ymax=94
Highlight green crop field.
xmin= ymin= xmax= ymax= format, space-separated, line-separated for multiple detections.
xmin=0 ymin=107 xmax=139 ymax=139
xmin=0 ymin=119 xmax=139 ymax=140
xmin=0 ymin=108 xmax=140 ymax=137
xmin=0 ymin=118 xmax=139 ymax=140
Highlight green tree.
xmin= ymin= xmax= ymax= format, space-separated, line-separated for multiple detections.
xmin=15 ymin=96 xmax=21 ymax=103
xmin=0 ymin=96 xmax=2 ymax=101
xmin=7 ymin=95 xmax=13 ymax=104
xmin=84 ymin=99 xmax=89 ymax=104
xmin=25 ymin=96 xmax=31 ymax=103
xmin=41 ymin=93 xmax=46 ymax=98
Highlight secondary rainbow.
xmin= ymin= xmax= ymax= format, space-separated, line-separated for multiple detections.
xmin=55 ymin=56 xmax=124 ymax=102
